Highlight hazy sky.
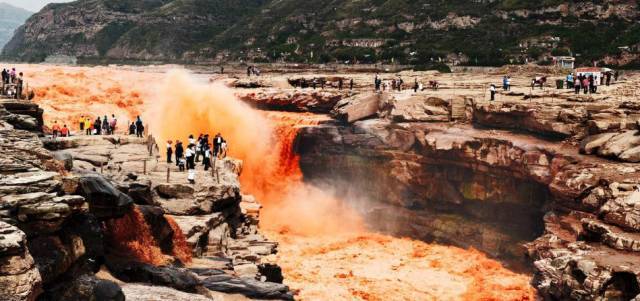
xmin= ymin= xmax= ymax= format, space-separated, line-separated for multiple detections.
xmin=3 ymin=0 xmax=73 ymax=12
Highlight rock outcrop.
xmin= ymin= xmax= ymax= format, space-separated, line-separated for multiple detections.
xmin=296 ymin=93 xmax=640 ymax=299
xmin=1 ymin=100 xmax=290 ymax=300
xmin=48 ymin=130 xmax=290 ymax=300
xmin=0 ymin=101 xmax=125 ymax=300
xmin=238 ymin=89 xmax=348 ymax=113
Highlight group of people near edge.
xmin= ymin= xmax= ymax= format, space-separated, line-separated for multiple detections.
xmin=1 ymin=67 xmax=24 ymax=99
xmin=374 ymin=74 xmax=439 ymax=92
xmin=50 ymin=115 xmax=145 ymax=138
xmin=487 ymin=70 xmax=620 ymax=101
xmin=166 ymin=133 xmax=228 ymax=184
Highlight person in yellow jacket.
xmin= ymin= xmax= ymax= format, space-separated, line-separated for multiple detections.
xmin=79 ymin=115 xmax=85 ymax=133
xmin=84 ymin=117 xmax=92 ymax=135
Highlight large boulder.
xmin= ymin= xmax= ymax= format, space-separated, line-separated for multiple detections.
xmin=41 ymin=274 xmax=124 ymax=301
xmin=201 ymin=271 xmax=293 ymax=300
xmin=76 ymin=175 xmax=133 ymax=219
xmin=105 ymin=259 xmax=200 ymax=293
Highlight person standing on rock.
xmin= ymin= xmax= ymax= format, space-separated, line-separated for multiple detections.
xmin=1 ymin=69 xmax=7 ymax=86
xmin=574 ymin=76 xmax=581 ymax=94
xmin=102 ymin=115 xmax=110 ymax=135
xmin=213 ymin=133 xmax=223 ymax=158
xmin=338 ymin=78 xmax=343 ymax=90
xmin=350 ymin=78 xmax=354 ymax=91
xmin=94 ymin=117 xmax=102 ymax=135
xmin=414 ymin=78 xmax=419 ymax=93
xmin=135 ymin=116 xmax=144 ymax=138
xmin=489 ymin=84 xmax=497 ymax=101
xmin=195 ymin=134 xmax=203 ymax=162
xmin=60 ymin=124 xmax=69 ymax=137
xmin=186 ymin=143 xmax=196 ymax=184
xmin=51 ymin=121 xmax=61 ymax=138
xmin=129 ymin=122 xmax=136 ymax=135
xmin=166 ymin=140 xmax=173 ymax=164
xmin=85 ymin=117 xmax=92 ymax=135
xmin=109 ymin=114 xmax=117 ymax=135
xmin=175 ymin=140 xmax=184 ymax=167
xmin=203 ymin=143 xmax=212 ymax=171
xmin=79 ymin=115 xmax=85 ymax=133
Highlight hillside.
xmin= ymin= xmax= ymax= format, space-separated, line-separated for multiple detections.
xmin=2 ymin=0 xmax=639 ymax=67
xmin=0 ymin=3 xmax=31 ymax=49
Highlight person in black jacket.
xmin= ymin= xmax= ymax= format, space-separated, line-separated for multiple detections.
xmin=175 ymin=141 xmax=184 ymax=166
xmin=135 ymin=116 xmax=144 ymax=138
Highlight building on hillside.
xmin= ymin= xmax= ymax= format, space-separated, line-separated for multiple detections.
xmin=552 ymin=56 xmax=575 ymax=69
xmin=327 ymin=39 xmax=391 ymax=48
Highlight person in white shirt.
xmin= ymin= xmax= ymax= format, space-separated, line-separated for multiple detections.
xmin=185 ymin=143 xmax=196 ymax=184
xmin=489 ymin=84 xmax=497 ymax=101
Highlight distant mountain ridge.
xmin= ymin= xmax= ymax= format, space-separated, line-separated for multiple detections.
xmin=0 ymin=2 xmax=31 ymax=49
xmin=2 ymin=0 xmax=639 ymax=67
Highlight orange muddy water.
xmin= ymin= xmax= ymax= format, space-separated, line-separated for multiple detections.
xmin=20 ymin=64 xmax=535 ymax=300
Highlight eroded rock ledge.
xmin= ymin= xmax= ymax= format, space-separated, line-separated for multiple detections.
xmin=295 ymin=99 xmax=640 ymax=299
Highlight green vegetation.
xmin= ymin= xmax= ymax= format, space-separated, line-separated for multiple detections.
xmin=3 ymin=0 xmax=639 ymax=67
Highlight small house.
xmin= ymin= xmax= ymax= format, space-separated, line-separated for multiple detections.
xmin=552 ymin=56 xmax=575 ymax=69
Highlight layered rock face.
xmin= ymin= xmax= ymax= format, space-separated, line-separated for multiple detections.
xmin=0 ymin=101 xmax=125 ymax=300
xmin=295 ymin=92 xmax=640 ymax=299
xmin=1 ymin=100 xmax=292 ymax=300
xmin=44 ymin=133 xmax=292 ymax=300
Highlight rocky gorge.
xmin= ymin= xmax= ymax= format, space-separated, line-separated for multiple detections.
xmin=5 ymin=63 xmax=640 ymax=300
xmin=274 ymin=73 xmax=640 ymax=300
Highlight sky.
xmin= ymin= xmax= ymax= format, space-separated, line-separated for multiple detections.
xmin=3 ymin=0 xmax=73 ymax=12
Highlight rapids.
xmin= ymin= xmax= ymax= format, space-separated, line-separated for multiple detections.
xmin=20 ymin=64 xmax=535 ymax=300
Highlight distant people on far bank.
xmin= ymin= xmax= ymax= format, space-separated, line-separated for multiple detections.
xmin=247 ymin=66 xmax=261 ymax=77
xmin=489 ymin=84 xmax=497 ymax=101
xmin=502 ymin=76 xmax=511 ymax=91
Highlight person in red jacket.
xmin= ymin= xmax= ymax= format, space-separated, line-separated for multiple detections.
xmin=51 ymin=121 xmax=61 ymax=138
xmin=60 ymin=124 xmax=70 ymax=137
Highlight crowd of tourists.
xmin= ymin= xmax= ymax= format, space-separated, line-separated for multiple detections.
xmin=166 ymin=133 xmax=228 ymax=184
xmin=50 ymin=115 xmax=145 ymax=138
xmin=566 ymin=71 xmax=617 ymax=95
xmin=1 ymin=67 xmax=24 ymax=99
